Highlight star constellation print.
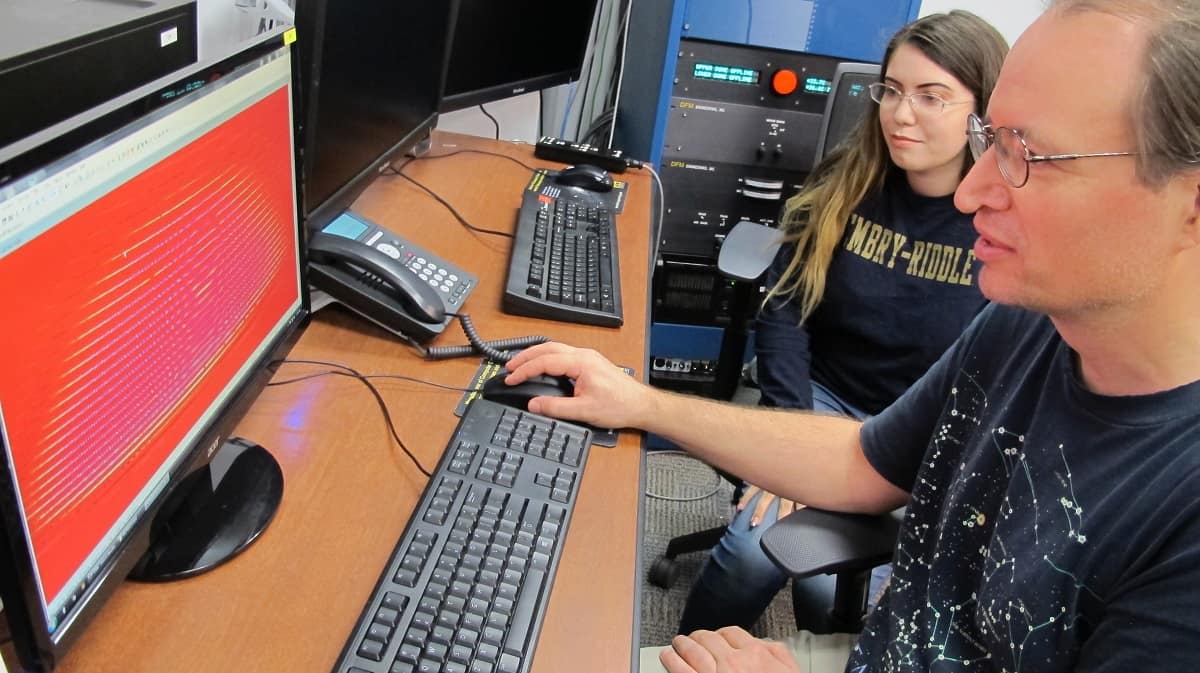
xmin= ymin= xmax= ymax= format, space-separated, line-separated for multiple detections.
xmin=853 ymin=364 xmax=1102 ymax=673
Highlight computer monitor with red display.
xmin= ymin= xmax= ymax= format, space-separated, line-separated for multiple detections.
xmin=0 ymin=40 xmax=306 ymax=671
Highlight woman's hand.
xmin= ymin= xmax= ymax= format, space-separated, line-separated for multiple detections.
xmin=737 ymin=485 xmax=802 ymax=527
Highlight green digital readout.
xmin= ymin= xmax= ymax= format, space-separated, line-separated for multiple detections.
xmin=693 ymin=62 xmax=760 ymax=85
xmin=804 ymin=77 xmax=833 ymax=95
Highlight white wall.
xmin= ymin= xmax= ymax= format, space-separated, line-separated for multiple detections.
xmin=918 ymin=0 xmax=1046 ymax=46
xmin=436 ymin=89 xmax=560 ymax=144
xmin=196 ymin=0 xmax=292 ymax=62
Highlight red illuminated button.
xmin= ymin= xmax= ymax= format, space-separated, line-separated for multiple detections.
xmin=771 ymin=69 xmax=798 ymax=96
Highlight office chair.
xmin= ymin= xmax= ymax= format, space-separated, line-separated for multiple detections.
xmin=759 ymin=507 xmax=902 ymax=632
xmin=647 ymin=222 xmax=900 ymax=635
xmin=647 ymin=221 xmax=780 ymax=589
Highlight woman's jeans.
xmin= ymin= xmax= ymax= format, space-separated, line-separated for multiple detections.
xmin=676 ymin=382 xmax=878 ymax=633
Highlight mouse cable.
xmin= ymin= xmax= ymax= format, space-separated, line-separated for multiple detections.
xmin=266 ymin=358 xmax=445 ymax=478
xmin=268 ymin=361 xmax=472 ymax=394
xmin=382 ymin=166 xmax=515 ymax=240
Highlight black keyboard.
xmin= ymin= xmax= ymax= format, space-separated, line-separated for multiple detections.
xmin=329 ymin=399 xmax=592 ymax=673
xmin=502 ymin=180 xmax=623 ymax=327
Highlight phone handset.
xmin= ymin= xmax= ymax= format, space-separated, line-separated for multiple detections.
xmin=308 ymin=231 xmax=446 ymax=324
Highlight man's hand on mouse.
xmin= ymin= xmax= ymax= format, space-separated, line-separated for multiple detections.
xmin=504 ymin=342 xmax=655 ymax=429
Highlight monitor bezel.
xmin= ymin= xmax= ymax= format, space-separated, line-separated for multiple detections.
xmin=439 ymin=69 xmax=582 ymax=114
xmin=436 ymin=0 xmax=599 ymax=113
xmin=0 ymin=35 xmax=309 ymax=672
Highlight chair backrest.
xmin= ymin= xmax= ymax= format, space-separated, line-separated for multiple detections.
xmin=717 ymin=220 xmax=783 ymax=282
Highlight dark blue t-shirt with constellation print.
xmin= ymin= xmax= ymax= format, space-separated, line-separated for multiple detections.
xmin=849 ymin=303 xmax=1200 ymax=673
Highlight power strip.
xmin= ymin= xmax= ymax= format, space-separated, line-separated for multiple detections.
xmin=534 ymin=136 xmax=634 ymax=173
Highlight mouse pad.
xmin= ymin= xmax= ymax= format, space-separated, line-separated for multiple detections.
xmin=524 ymin=169 xmax=628 ymax=214
xmin=456 ymin=360 xmax=633 ymax=448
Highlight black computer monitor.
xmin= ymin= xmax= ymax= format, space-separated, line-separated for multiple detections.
xmin=813 ymin=61 xmax=881 ymax=164
xmin=0 ymin=41 xmax=306 ymax=671
xmin=294 ymin=0 xmax=457 ymax=233
xmin=439 ymin=0 xmax=600 ymax=112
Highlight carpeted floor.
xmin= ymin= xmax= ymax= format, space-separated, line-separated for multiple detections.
xmin=638 ymin=449 xmax=798 ymax=648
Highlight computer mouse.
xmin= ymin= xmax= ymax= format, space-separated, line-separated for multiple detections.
xmin=478 ymin=370 xmax=575 ymax=409
xmin=554 ymin=164 xmax=614 ymax=192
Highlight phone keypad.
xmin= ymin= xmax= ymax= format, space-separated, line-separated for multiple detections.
xmin=400 ymin=250 xmax=472 ymax=308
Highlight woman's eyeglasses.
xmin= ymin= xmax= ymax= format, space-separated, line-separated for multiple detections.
xmin=868 ymin=82 xmax=972 ymax=116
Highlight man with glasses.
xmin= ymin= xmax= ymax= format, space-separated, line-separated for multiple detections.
xmin=964 ymin=115 xmax=1136 ymax=188
xmin=508 ymin=1 xmax=1200 ymax=671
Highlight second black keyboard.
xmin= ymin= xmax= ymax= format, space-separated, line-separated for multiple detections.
xmin=502 ymin=177 xmax=623 ymax=327
xmin=328 ymin=399 xmax=592 ymax=673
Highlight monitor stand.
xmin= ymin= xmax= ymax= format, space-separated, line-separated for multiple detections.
xmin=128 ymin=437 xmax=283 ymax=581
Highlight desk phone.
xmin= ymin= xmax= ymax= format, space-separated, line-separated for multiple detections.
xmin=308 ymin=212 xmax=477 ymax=341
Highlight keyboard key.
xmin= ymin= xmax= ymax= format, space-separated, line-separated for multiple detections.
xmin=397 ymin=643 xmax=421 ymax=664
xmin=356 ymin=637 xmax=384 ymax=661
xmin=497 ymin=653 xmax=521 ymax=673
xmin=503 ymin=568 xmax=545 ymax=657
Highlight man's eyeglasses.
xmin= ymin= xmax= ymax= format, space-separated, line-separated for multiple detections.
xmin=867 ymin=82 xmax=972 ymax=116
xmin=966 ymin=113 xmax=1138 ymax=188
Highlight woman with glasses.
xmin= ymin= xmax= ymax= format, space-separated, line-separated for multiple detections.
xmin=677 ymin=10 xmax=1009 ymax=634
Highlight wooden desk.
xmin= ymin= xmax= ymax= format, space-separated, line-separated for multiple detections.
xmin=56 ymin=132 xmax=650 ymax=673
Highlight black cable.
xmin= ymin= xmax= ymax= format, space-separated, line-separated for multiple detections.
xmin=383 ymin=167 xmax=514 ymax=239
xmin=267 ymin=359 xmax=438 ymax=477
xmin=579 ymin=114 xmax=606 ymax=145
xmin=580 ymin=109 xmax=615 ymax=148
xmin=478 ymin=104 xmax=501 ymax=140
xmin=598 ymin=0 xmax=633 ymax=150
xmin=573 ymin=0 xmax=610 ymax=142
xmin=605 ymin=0 xmax=632 ymax=111
xmin=415 ymin=148 xmax=539 ymax=172
xmin=268 ymin=368 xmax=471 ymax=394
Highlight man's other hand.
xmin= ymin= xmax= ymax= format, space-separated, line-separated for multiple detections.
xmin=660 ymin=627 xmax=803 ymax=673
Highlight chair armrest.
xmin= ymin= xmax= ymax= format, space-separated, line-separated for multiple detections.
xmin=759 ymin=508 xmax=902 ymax=579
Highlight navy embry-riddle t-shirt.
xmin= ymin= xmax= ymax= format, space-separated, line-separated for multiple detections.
xmin=850 ymin=304 xmax=1200 ymax=672
xmin=756 ymin=171 xmax=985 ymax=414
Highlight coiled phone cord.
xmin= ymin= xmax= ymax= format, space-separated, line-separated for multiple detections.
xmin=419 ymin=313 xmax=548 ymax=364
